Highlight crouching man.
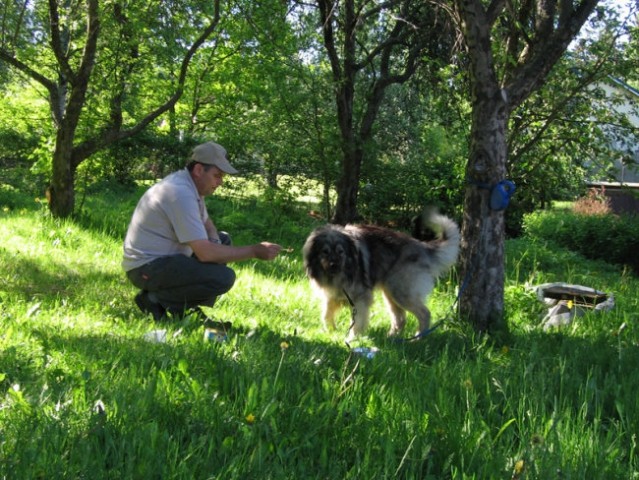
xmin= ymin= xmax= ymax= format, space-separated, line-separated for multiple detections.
xmin=122 ymin=141 xmax=281 ymax=320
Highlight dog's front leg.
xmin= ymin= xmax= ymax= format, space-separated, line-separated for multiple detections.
xmin=322 ymin=297 xmax=341 ymax=330
xmin=345 ymin=295 xmax=372 ymax=341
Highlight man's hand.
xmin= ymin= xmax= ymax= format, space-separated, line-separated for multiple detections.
xmin=253 ymin=242 xmax=282 ymax=260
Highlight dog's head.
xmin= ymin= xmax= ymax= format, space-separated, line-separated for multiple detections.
xmin=303 ymin=226 xmax=358 ymax=283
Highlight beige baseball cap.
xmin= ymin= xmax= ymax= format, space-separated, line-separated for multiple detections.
xmin=191 ymin=142 xmax=238 ymax=174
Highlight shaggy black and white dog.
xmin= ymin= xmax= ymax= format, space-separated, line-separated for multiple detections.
xmin=302 ymin=210 xmax=460 ymax=340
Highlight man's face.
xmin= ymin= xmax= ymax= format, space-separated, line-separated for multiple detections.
xmin=193 ymin=164 xmax=225 ymax=196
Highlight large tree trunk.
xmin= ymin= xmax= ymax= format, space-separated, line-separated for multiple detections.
xmin=454 ymin=0 xmax=509 ymax=332
xmin=459 ymin=88 xmax=509 ymax=332
xmin=332 ymin=147 xmax=362 ymax=224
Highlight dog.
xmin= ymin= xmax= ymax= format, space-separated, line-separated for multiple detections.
xmin=302 ymin=209 xmax=460 ymax=340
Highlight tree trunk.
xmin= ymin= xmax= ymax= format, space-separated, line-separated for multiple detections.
xmin=453 ymin=0 xmax=600 ymax=332
xmin=459 ymin=88 xmax=509 ymax=332
xmin=317 ymin=0 xmax=435 ymax=225
xmin=48 ymin=129 xmax=77 ymax=218
xmin=332 ymin=147 xmax=362 ymax=224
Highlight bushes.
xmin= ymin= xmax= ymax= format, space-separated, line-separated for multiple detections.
xmin=522 ymin=209 xmax=639 ymax=274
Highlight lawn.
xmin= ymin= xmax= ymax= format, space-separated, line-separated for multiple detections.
xmin=1 ymin=179 xmax=638 ymax=479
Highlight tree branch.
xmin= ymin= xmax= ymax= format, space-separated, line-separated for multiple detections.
xmin=47 ymin=0 xmax=75 ymax=81
xmin=0 ymin=48 xmax=56 ymax=90
xmin=71 ymin=0 xmax=222 ymax=166
xmin=507 ymin=0 xmax=600 ymax=107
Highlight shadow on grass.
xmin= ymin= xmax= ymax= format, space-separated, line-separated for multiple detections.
xmin=1 ymin=247 xmax=124 ymax=302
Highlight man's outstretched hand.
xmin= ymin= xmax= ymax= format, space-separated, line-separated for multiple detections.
xmin=253 ymin=242 xmax=282 ymax=261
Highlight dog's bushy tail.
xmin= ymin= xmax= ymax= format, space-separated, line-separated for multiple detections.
xmin=413 ymin=207 xmax=460 ymax=274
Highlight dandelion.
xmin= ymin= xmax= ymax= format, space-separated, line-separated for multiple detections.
xmin=501 ymin=345 xmax=510 ymax=355
xmin=280 ymin=341 xmax=289 ymax=350
xmin=512 ymin=459 xmax=525 ymax=479
xmin=245 ymin=413 xmax=256 ymax=425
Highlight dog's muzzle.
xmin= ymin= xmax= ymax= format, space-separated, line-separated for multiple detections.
xmin=321 ymin=257 xmax=342 ymax=274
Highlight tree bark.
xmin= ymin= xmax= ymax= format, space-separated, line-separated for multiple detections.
xmin=333 ymin=147 xmax=363 ymax=224
xmin=459 ymin=90 xmax=509 ymax=332
xmin=454 ymin=0 xmax=509 ymax=331
xmin=49 ymin=129 xmax=78 ymax=217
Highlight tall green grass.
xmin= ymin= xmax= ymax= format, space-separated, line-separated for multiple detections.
xmin=1 ymin=179 xmax=638 ymax=479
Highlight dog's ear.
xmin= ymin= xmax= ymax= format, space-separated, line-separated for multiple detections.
xmin=303 ymin=230 xmax=321 ymax=277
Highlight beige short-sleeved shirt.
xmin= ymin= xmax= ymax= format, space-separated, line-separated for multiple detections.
xmin=122 ymin=169 xmax=209 ymax=271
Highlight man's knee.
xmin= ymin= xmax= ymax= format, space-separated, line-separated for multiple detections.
xmin=205 ymin=266 xmax=236 ymax=294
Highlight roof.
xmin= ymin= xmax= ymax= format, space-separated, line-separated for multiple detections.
xmin=587 ymin=181 xmax=639 ymax=189
xmin=607 ymin=76 xmax=639 ymax=98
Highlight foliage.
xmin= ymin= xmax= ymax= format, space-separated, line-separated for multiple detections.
xmin=500 ymin=2 xmax=639 ymax=235
xmin=0 ymin=1 xmax=636 ymax=231
xmin=522 ymin=207 xmax=639 ymax=275
xmin=358 ymin=78 xmax=468 ymax=226
xmin=82 ymin=133 xmax=201 ymax=186
xmin=1 ymin=183 xmax=638 ymax=478
xmin=359 ymin=125 xmax=466 ymax=227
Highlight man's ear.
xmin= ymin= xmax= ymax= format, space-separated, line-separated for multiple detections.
xmin=191 ymin=162 xmax=205 ymax=177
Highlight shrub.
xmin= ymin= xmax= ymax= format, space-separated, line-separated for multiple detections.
xmin=572 ymin=187 xmax=611 ymax=215
xmin=522 ymin=209 xmax=639 ymax=274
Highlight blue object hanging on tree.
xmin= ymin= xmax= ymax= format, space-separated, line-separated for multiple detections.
xmin=490 ymin=180 xmax=516 ymax=211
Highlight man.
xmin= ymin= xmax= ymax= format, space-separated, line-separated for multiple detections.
xmin=122 ymin=141 xmax=282 ymax=321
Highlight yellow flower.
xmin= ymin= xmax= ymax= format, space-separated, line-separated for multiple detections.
xmin=245 ymin=413 xmax=256 ymax=424
xmin=280 ymin=341 xmax=290 ymax=350
xmin=513 ymin=459 xmax=525 ymax=476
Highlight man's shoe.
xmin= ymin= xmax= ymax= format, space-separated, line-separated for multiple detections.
xmin=203 ymin=318 xmax=232 ymax=332
xmin=134 ymin=291 xmax=166 ymax=321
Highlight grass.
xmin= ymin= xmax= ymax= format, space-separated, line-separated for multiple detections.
xmin=1 ymin=178 xmax=638 ymax=479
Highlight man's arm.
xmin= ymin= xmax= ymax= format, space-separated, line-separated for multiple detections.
xmin=189 ymin=239 xmax=282 ymax=263
xmin=203 ymin=218 xmax=221 ymax=243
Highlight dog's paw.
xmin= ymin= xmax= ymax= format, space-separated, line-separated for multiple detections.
xmin=387 ymin=326 xmax=404 ymax=337
xmin=345 ymin=329 xmax=358 ymax=343
xmin=323 ymin=320 xmax=337 ymax=331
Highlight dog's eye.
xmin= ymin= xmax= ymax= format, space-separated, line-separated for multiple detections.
xmin=335 ymin=244 xmax=344 ymax=256
xmin=321 ymin=245 xmax=331 ymax=256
